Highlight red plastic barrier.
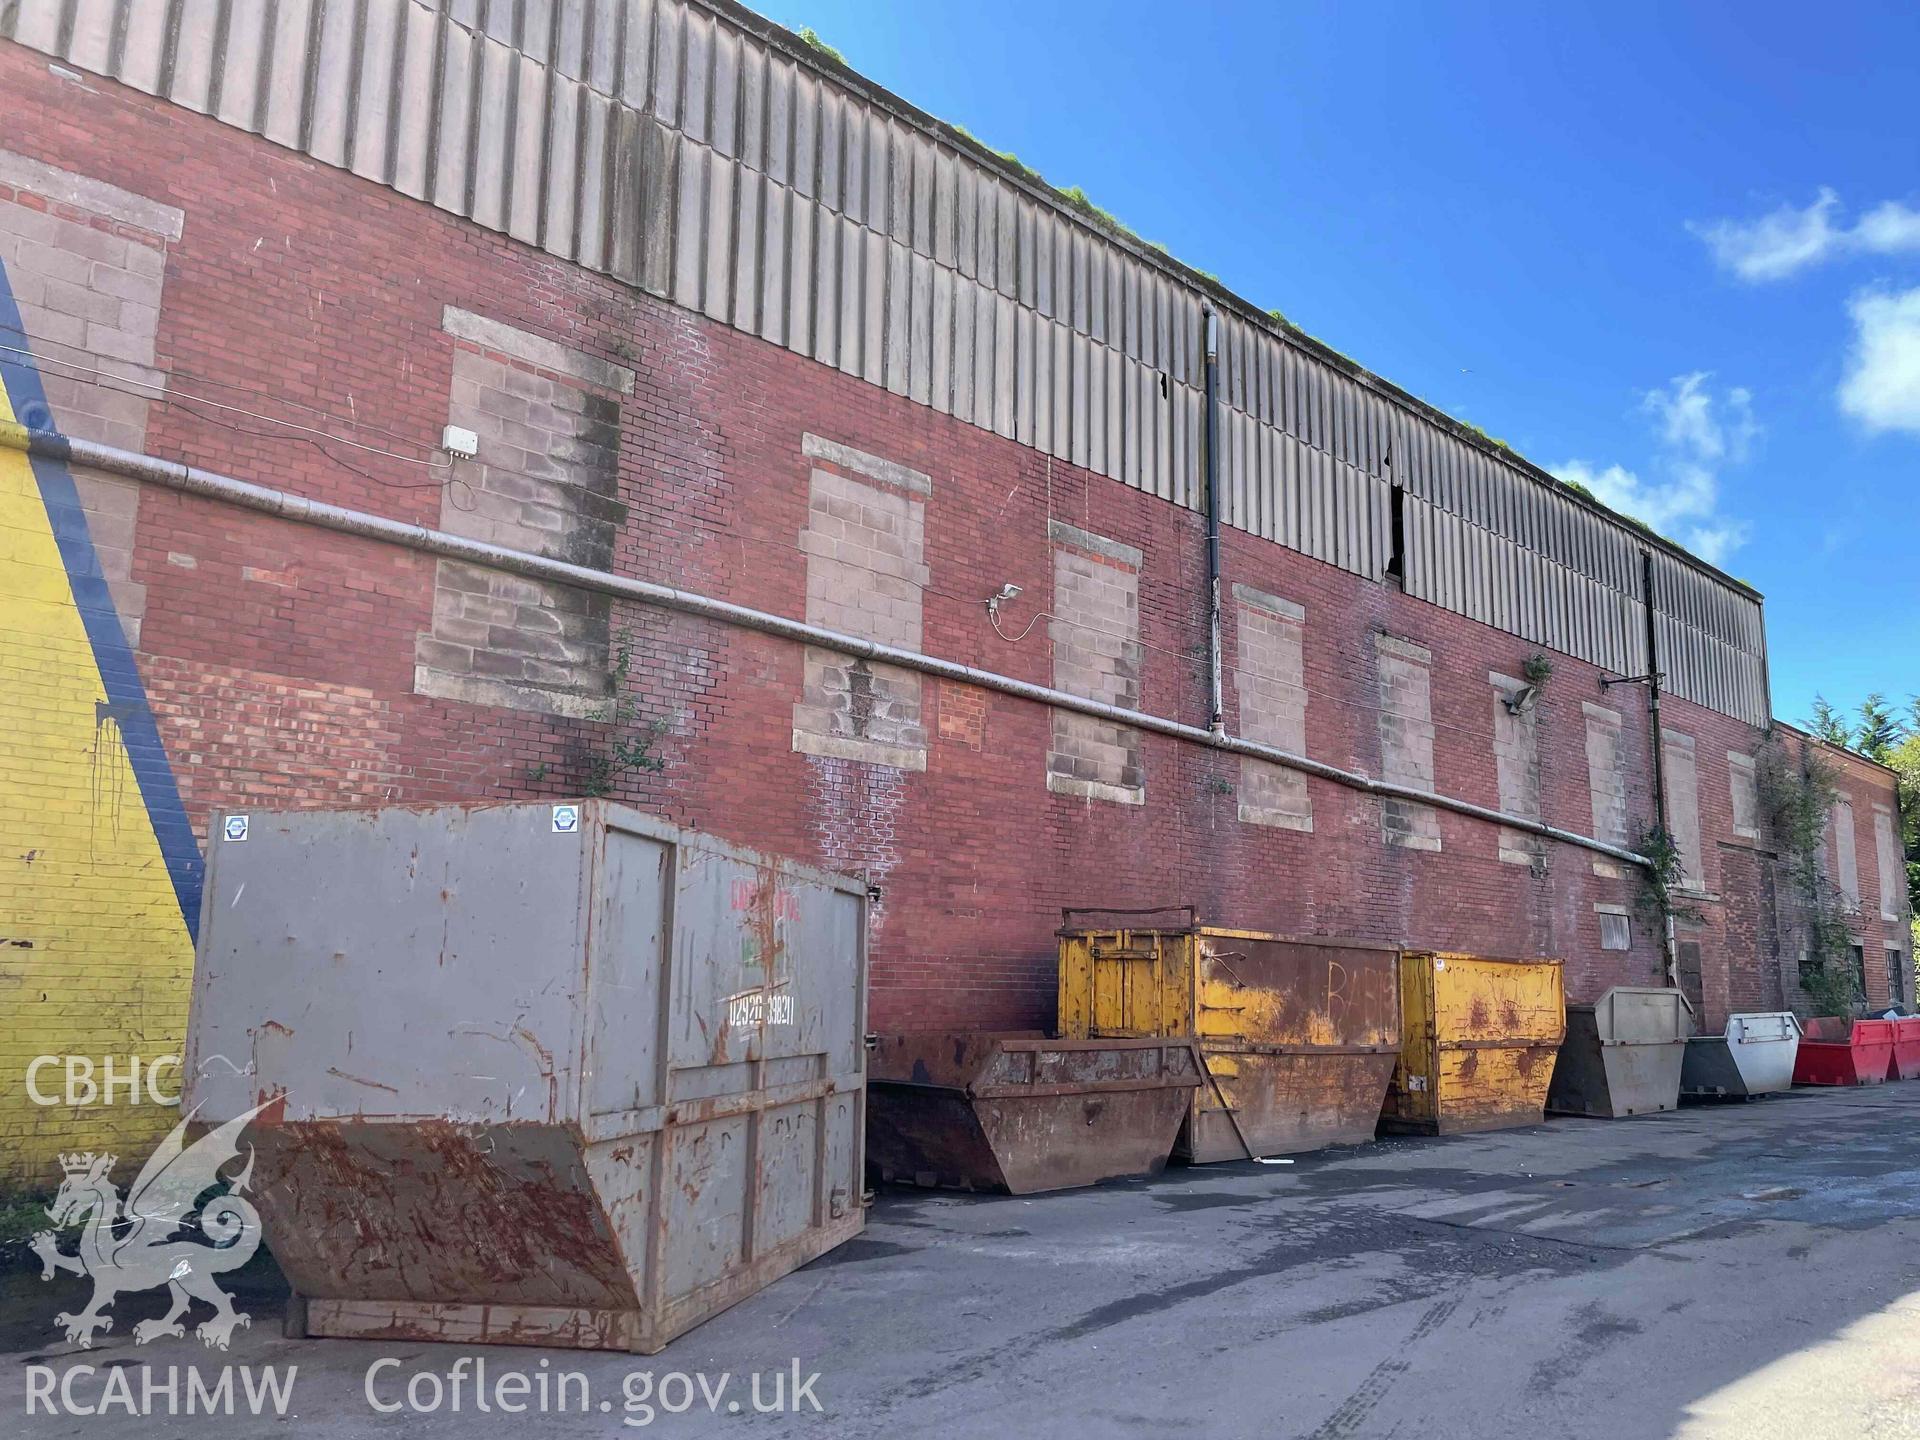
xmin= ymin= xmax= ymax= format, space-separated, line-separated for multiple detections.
xmin=1889 ymin=1017 xmax=1920 ymax=1081
xmin=1793 ymin=1018 xmax=1895 ymax=1086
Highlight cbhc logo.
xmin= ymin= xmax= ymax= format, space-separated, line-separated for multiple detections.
xmin=26 ymin=1055 xmax=182 ymax=1106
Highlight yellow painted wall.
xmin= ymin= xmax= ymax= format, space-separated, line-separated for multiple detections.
xmin=0 ymin=386 xmax=195 ymax=1189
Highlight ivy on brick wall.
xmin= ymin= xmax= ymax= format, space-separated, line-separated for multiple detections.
xmin=526 ymin=631 xmax=669 ymax=799
xmin=1635 ymin=822 xmax=1702 ymax=931
xmin=1755 ymin=729 xmax=1859 ymax=1017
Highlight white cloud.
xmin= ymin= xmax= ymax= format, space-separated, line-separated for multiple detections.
xmin=1642 ymin=371 xmax=1756 ymax=464
xmin=1688 ymin=189 xmax=1842 ymax=282
xmin=1838 ymin=286 xmax=1920 ymax=434
xmin=1689 ymin=191 xmax=1920 ymax=282
xmin=1555 ymin=459 xmax=1703 ymax=535
xmin=1554 ymin=374 xmax=1757 ymax=566
xmin=1678 ymin=523 xmax=1748 ymax=568
xmin=1854 ymin=201 xmax=1920 ymax=255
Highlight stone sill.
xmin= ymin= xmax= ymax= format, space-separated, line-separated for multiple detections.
xmin=415 ymin=665 xmax=608 ymax=719
xmin=792 ymin=730 xmax=928 ymax=772
xmin=1383 ymin=831 xmax=1442 ymax=853
xmin=1047 ymin=773 xmax=1145 ymax=806
xmin=1238 ymin=804 xmax=1313 ymax=833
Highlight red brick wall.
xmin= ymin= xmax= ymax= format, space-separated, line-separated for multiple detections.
xmin=1811 ymin=738 xmax=1910 ymax=1008
xmin=7 ymin=45 xmax=1902 ymax=1033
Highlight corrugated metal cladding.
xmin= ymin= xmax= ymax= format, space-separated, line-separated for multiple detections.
xmin=2 ymin=0 xmax=1768 ymax=725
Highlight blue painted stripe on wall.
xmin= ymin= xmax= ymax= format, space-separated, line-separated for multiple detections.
xmin=0 ymin=264 xmax=205 ymax=937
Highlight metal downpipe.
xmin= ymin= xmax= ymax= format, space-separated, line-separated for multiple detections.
xmin=1202 ymin=308 xmax=1225 ymax=736
xmin=1640 ymin=549 xmax=1681 ymax=986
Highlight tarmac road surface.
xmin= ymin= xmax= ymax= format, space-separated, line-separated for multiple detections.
xmin=6 ymin=1084 xmax=1919 ymax=1438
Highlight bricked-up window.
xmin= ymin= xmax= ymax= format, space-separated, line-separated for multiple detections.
xmin=1728 ymin=752 xmax=1760 ymax=840
xmin=1491 ymin=673 xmax=1544 ymax=866
xmin=1831 ymin=798 xmax=1860 ymax=913
xmin=1677 ymin=938 xmax=1704 ymax=1016
xmin=1597 ymin=906 xmax=1632 ymax=951
xmin=791 ymin=435 xmax=931 ymax=771
xmin=416 ymin=308 xmax=634 ymax=716
xmin=0 ymin=152 xmax=179 ymax=449
xmin=1877 ymin=805 xmax=1906 ymax=923
xmin=0 ymin=153 xmax=183 ymax=647
xmin=1661 ymin=728 xmax=1704 ymax=892
xmin=1584 ymin=703 xmax=1630 ymax=878
xmin=1232 ymin=584 xmax=1311 ymax=832
xmin=1375 ymin=634 xmax=1440 ymax=851
xmin=1047 ymin=521 xmax=1144 ymax=805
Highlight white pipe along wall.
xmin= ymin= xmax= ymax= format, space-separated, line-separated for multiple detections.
xmin=2 ymin=421 xmax=1654 ymax=873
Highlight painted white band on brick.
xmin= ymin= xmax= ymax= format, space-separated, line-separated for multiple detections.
xmin=0 ymin=149 xmax=183 ymax=238
xmin=801 ymin=433 xmax=932 ymax=495
xmin=1048 ymin=520 xmax=1141 ymax=569
xmin=440 ymin=306 xmax=635 ymax=394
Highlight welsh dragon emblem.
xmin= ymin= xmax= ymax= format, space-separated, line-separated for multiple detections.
xmin=30 ymin=1102 xmax=269 ymax=1350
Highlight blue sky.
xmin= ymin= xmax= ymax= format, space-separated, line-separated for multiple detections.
xmin=757 ymin=0 xmax=1920 ymax=729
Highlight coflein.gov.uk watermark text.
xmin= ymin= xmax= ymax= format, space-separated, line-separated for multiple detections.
xmin=365 ymin=1356 xmax=824 ymax=1424
xmin=27 ymin=1357 xmax=825 ymax=1425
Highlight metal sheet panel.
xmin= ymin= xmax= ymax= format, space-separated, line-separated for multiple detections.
xmin=1383 ymin=952 xmax=1566 ymax=1135
xmin=183 ymin=799 xmax=867 ymax=1354
xmin=1057 ymin=915 xmax=1400 ymax=1162
xmin=0 ymin=0 xmax=1770 ymax=723
xmin=1682 ymin=1012 xmax=1801 ymax=1097
xmin=167 ymin=0 xmax=220 ymax=114
xmin=867 ymin=1034 xmax=1201 ymax=1194
xmin=1547 ymin=987 xmax=1691 ymax=1118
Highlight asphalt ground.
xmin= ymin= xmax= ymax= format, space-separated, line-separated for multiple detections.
xmin=7 ymin=1083 xmax=1919 ymax=1438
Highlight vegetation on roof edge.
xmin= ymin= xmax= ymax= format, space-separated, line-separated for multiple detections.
xmin=944 ymin=118 xmax=1375 ymax=380
xmin=796 ymin=27 xmax=845 ymax=66
xmin=1456 ymin=420 xmax=1514 ymax=454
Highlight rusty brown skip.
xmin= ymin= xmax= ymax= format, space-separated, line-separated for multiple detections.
xmin=866 ymin=1033 xmax=1202 ymax=1194
xmin=1057 ymin=910 xmax=1401 ymax=1162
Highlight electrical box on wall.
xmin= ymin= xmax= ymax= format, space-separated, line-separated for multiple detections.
xmin=442 ymin=424 xmax=479 ymax=458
